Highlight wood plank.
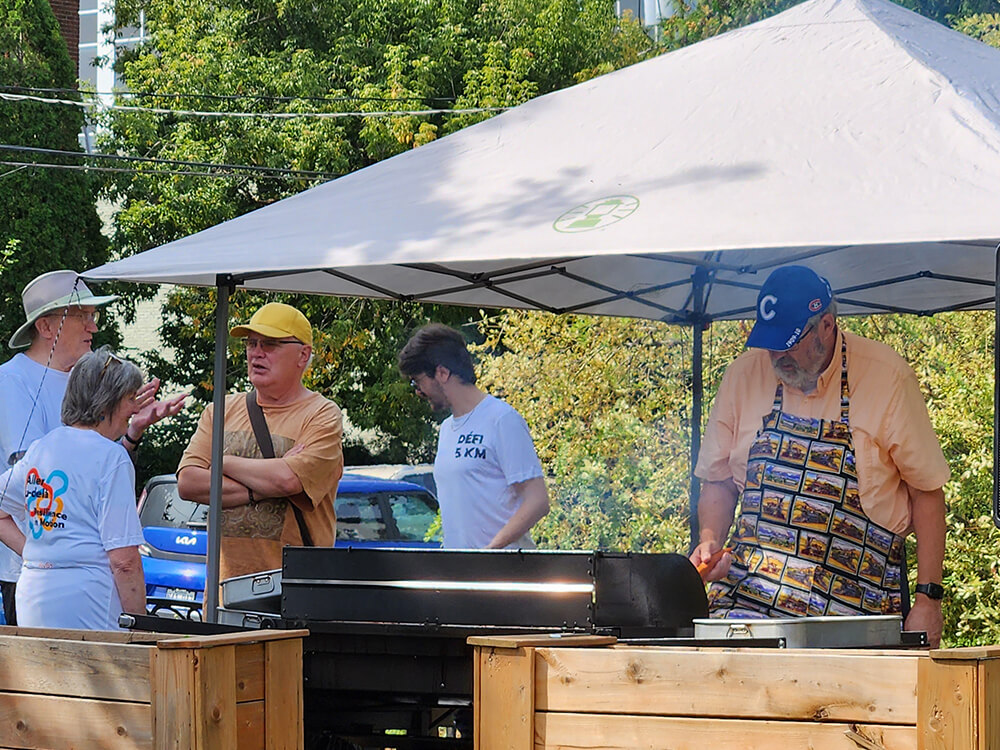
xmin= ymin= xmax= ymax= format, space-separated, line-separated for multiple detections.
xmin=474 ymin=646 xmax=483 ymax=750
xmin=237 ymin=700 xmax=266 ymax=750
xmin=0 ymin=692 xmax=151 ymax=749
xmin=928 ymin=646 xmax=1000 ymax=661
xmin=608 ymin=644 xmax=928 ymax=658
xmin=468 ymin=635 xmax=616 ymax=649
xmin=535 ymin=647 xmax=919 ymax=724
xmin=152 ymin=647 xmax=197 ymax=750
xmin=198 ymin=644 xmax=238 ymax=749
xmin=0 ymin=635 xmax=152 ymax=702
xmin=236 ymin=643 xmax=265 ymax=703
xmin=0 ymin=625 xmax=176 ymax=643
xmin=264 ymin=637 xmax=303 ymax=750
xmin=917 ymin=657 xmax=977 ymax=750
xmin=977 ymin=657 xmax=1000 ymax=750
xmin=537 ymin=712 xmax=918 ymax=750
xmin=478 ymin=647 xmax=535 ymax=750
xmin=155 ymin=629 xmax=309 ymax=650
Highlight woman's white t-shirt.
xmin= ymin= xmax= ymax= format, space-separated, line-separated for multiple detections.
xmin=0 ymin=426 xmax=144 ymax=630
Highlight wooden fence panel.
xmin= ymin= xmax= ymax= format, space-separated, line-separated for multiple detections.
xmin=0 ymin=693 xmax=151 ymax=750
xmin=0 ymin=636 xmax=151 ymax=701
xmin=537 ymin=712 xmax=918 ymax=750
xmin=536 ymin=647 xmax=920 ymax=724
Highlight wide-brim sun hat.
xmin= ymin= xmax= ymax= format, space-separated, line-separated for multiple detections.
xmin=230 ymin=302 xmax=313 ymax=347
xmin=9 ymin=270 xmax=119 ymax=349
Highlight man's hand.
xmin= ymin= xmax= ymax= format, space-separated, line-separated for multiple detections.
xmin=128 ymin=378 xmax=187 ymax=441
xmin=905 ymin=595 xmax=943 ymax=648
xmin=689 ymin=541 xmax=732 ymax=582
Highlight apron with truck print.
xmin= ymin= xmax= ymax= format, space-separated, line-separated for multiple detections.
xmin=708 ymin=340 xmax=906 ymax=618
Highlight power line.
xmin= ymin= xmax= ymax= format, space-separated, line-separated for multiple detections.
xmin=0 ymin=91 xmax=507 ymax=119
xmin=0 ymin=160 xmax=323 ymax=180
xmin=0 ymin=145 xmax=340 ymax=179
xmin=0 ymin=84 xmax=459 ymax=106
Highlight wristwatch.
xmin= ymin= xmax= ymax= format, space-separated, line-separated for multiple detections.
xmin=915 ymin=582 xmax=945 ymax=600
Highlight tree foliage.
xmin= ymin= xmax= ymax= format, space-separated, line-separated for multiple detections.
xmin=103 ymin=0 xmax=654 ymax=477
xmin=476 ymin=312 xmax=698 ymax=553
xmin=0 ymin=0 xmax=111 ymax=359
xmin=133 ymin=287 xmax=478 ymax=480
xmin=477 ymin=309 xmax=1000 ymax=647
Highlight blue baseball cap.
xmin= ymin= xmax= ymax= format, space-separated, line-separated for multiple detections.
xmin=745 ymin=266 xmax=833 ymax=351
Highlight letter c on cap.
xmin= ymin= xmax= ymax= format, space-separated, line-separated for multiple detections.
xmin=759 ymin=294 xmax=778 ymax=321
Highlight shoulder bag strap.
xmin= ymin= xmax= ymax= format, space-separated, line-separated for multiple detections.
xmin=244 ymin=390 xmax=314 ymax=547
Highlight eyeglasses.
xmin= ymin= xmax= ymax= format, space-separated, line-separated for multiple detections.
xmin=788 ymin=325 xmax=815 ymax=351
xmin=243 ymin=337 xmax=304 ymax=353
xmin=100 ymin=351 xmax=123 ymax=377
xmin=45 ymin=308 xmax=100 ymax=325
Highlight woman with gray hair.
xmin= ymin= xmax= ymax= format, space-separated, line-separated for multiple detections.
xmin=0 ymin=347 xmax=146 ymax=630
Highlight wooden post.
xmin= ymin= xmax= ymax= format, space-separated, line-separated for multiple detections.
xmin=265 ymin=636 xmax=304 ymax=750
xmin=469 ymin=635 xmax=616 ymax=750
xmin=152 ymin=629 xmax=308 ymax=750
xmin=918 ymin=645 xmax=1000 ymax=750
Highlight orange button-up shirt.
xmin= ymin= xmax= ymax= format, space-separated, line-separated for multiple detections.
xmin=694 ymin=330 xmax=949 ymax=534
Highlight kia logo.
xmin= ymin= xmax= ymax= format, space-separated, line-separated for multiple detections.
xmin=175 ymin=535 xmax=198 ymax=546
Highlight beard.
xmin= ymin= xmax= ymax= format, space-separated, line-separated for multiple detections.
xmin=770 ymin=337 xmax=829 ymax=392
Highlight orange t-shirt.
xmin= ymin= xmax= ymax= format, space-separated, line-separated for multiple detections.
xmin=694 ymin=330 xmax=949 ymax=534
xmin=178 ymin=390 xmax=343 ymax=580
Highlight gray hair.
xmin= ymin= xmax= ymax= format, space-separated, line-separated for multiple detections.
xmin=62 ymin=347 xmax=143 ymax=427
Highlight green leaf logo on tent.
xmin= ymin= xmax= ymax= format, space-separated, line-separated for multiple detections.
xmin=554 ymin=196 xmax=639 ymax=233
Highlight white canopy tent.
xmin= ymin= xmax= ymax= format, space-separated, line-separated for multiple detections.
xmin=85 ymin=0 xmax=1000 ymax=619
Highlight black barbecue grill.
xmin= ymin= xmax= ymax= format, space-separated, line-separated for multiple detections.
xmin=126 ymin=548 xmax=708 ymax=748
xmin=280 ymin=547 xmax=708 ymax=635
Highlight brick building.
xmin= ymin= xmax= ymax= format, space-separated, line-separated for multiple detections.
xmin=48 ymin=0 xmax=79 ymax=74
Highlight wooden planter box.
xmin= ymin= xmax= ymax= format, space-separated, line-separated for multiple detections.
xmin=0 ymin=625 xmax=308 ymax=750
xmin=470 ymin=635 xmax=1000 ymax=750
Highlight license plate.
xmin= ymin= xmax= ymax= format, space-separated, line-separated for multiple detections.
xmin=166 ymin=587 xmax=198 ymax=602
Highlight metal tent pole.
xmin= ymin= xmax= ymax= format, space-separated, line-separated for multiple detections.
xmin=689 ymin=267 xmax=708 ymax=550
xmin=204 ymin=275 xmax=233 ymax=622
xmin=994 ymin=246 xmax=1000 ymax=528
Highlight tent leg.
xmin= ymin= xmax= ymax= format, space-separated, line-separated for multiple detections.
xmin=689 ymin=267 xmax=708 ymax=551
xmin=994 ymin=246 xmax=1000 ymax=528
xmin=690 ymin=322 xmax=703 ymax=550
xmin=204 ymin=275 xmax=233 ymax=622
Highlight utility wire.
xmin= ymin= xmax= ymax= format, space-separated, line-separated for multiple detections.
xmin=0 ymin=145 xmax=340 ymax=179
xmin=0 ymin=160 xmax=325 ymax=180
xmin=0 ymin=91 xmax=507 ymax=119
xmin=0 ymin=84 xmax=459 ymax=105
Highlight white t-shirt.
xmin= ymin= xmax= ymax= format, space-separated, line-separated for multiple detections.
xmin=433 ymin=395 xmax=544 ymax=549
xmin=0 ymin=426 xmax=144 ymax=631
xmin=0 ymin=354 xmax=70 ymax=582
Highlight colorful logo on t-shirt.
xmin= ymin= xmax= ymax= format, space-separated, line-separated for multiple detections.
xmin=24 ymin=467 xmax=69 ymax=538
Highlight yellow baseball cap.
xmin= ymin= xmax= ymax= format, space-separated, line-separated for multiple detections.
xmin=230 ymin=302 xmax=313 ymax=346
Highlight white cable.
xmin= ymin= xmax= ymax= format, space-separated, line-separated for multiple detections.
xmin=0 ymin=91 xmax=507 ymax=119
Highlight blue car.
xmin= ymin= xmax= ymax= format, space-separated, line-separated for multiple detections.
xmin=137 ymin=472 xmax=442 ymax=619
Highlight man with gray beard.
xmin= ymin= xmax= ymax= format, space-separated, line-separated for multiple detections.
xmin=690 ymin=266 xmax=948 ymax=646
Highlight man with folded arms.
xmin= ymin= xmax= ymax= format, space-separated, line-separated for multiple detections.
xmin=177 ymin=302 xmax=343 ymax=580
